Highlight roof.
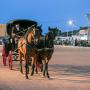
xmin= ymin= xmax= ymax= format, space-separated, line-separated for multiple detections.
xmin=6 ymin=19 xmax=37 ymax=28
xmin=80 ymin=27 xmax=89 ymax=30
xmin=6 ymin=19 xmax=38 ymax=36
xmin=7 ymin=19 xmax=37 ymax=25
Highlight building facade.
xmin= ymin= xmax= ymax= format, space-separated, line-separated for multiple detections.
xmin=79 ymin=27 xmax=90 ymax=41
xmin=0 ymin=24 xmax=6 ymax=37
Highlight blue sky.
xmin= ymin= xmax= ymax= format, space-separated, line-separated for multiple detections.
xmin=0 ymin=0 xmax=90 ymax=33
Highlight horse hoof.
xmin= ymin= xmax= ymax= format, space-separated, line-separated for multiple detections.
xmin=21 ymin=71 xmax=23 ymax=74
xmin=47 ymin=75 xmax=50 ymax=78
xmin=41 ymin=70 xmax=43 ymax=72
xmin=26 ymin=76 xmax=29 ymax=79
xmin=31 ymin=73 xmax=34 ymax=76
xmin=36 ymin=71 xmax=38 ymax=74
xmin=41 ymin=75 xmax=45 ymax=78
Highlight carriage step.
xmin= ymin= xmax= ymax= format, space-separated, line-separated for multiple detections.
xmin=12 ymin=59 xmax=24 ymax=61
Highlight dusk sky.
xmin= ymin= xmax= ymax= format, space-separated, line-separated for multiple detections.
xmin=0 ymin=0 xmax=90 ymax=33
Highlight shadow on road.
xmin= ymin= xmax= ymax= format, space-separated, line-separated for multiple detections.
xmin=49 ymin=64 xmax=90 ymax=77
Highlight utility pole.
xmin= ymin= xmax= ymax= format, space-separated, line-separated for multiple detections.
xmin=68 ymin=20 xmax=74 ymax=45
xmin=86 ymin=13 xmax=90 ymax=43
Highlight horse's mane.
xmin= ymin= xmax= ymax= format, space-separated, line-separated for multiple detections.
xmin=24 ymin=25 xmax=35 ymax=42
xmin=26 ymin=25 xmax=35 ymax=34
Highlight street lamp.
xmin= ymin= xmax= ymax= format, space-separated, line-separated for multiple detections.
xmin=68 ymin=20 xmax=75 ymax=45
xmin=68 ymin=20 xmax=74 ymax=36
xmin=68 ymin=20 xmax=74 ymax=25
xmin=86 ymin=13 xmax=90 ymax=43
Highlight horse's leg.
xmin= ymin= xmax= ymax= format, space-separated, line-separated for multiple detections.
xmin=40 ymin=61 xmax=43 ymax=72
xmin=27 ymin=54 xmax=29 ymax=74
xmin=45 ymin=62 xmax=50 ymax=78
xmin=45 ymin=57 xmax=50 ymax=78
xmin=35 ymin=61 xmax=38 ymax=74
xmin=25 ymin=64 xmax=29 ymax=79
xmin=42 ymin=60 xmax=46 ymax=77
xmin=20 ymin=54 xmax=23 ymax=74
xmin=31 ymin=57 xmax=35 ymax=76
xmin=18 ymin=50 xmax=23 ymax=73
xmin=25 ymin=54 xmax=29 ymax=79
xmin=35 ymin=55 xmax=42 ymax=74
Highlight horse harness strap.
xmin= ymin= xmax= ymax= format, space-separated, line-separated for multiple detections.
xmin=24 ymin=29 xmax=29 ymax=43
xmin=14 ymin=42 xmax=25 ymax=52
xmin=24 ymin=27 xmax=38 ymax=50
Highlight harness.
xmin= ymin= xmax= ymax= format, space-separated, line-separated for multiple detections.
xmin=24 ymin=27 xmax=37 ymax=51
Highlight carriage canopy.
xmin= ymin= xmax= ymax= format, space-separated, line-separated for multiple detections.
xmin=6 ymin=19 xmax=38 ymax=36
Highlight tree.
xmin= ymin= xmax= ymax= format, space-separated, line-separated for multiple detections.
xmin=48 ymin=27 xmax=61 ymax=37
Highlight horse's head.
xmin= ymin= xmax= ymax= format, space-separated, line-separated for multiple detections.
xmin=45 ymin=30 xmax=55 ymax=48
xmin=25 ymin=25 xmax=42 ymax=47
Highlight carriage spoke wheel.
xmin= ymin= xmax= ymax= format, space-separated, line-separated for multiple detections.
xmin=13 ymin=54 xmax=18 ymax=61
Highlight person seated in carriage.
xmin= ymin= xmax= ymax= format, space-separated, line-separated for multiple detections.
xmin=12 ymin=24 xmax=23 ymax=37
xmin=11 ymin=24 xmax=24 ymax=50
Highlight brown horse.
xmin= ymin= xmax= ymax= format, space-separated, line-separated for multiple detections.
xmin=36 ymin=30 xmax=55 ymax=78
xmin=43 ymin=31 xmax=54 ymax=78
xmin=18 ymin=25 xmax=41 ymax=79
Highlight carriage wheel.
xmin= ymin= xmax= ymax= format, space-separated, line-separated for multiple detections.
xmin=8 ymin=51 xmax=12 ymax=70
xmin=13 ymin=54 xmax=18 ymax=61
xmin=2 ymin=46 xmax=7 ymax=66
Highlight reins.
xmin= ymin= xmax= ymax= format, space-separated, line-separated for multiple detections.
xmin=14 ymin=42 xmax=26 ymax=52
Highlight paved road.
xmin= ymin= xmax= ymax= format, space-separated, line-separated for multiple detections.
xmin=0 ymin=45 xmax=90 ymax=90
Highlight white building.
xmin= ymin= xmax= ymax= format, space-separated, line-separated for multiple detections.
xmin=79 ymin=27 xmax=90 ymax=41
xmin=55 ymin=36 xmax=72 ymax=41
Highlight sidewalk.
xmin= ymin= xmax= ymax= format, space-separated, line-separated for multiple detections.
xmin=54 ymin=45 xmax=90 ymax=49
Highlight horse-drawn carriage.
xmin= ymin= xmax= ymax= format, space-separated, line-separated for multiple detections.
xmin=2 ymin=19 xmax=38 ymax=69
xmin=2 ymin=19 xmax=55 ymax=79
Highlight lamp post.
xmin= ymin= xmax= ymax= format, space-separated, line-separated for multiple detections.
xmin=68 ymin=20 xmax=74 ymax=36
xmin=68 ymin=20 xmax=75 ymax=45
xmin=86 ymin=13 xmax=90 ymax=43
